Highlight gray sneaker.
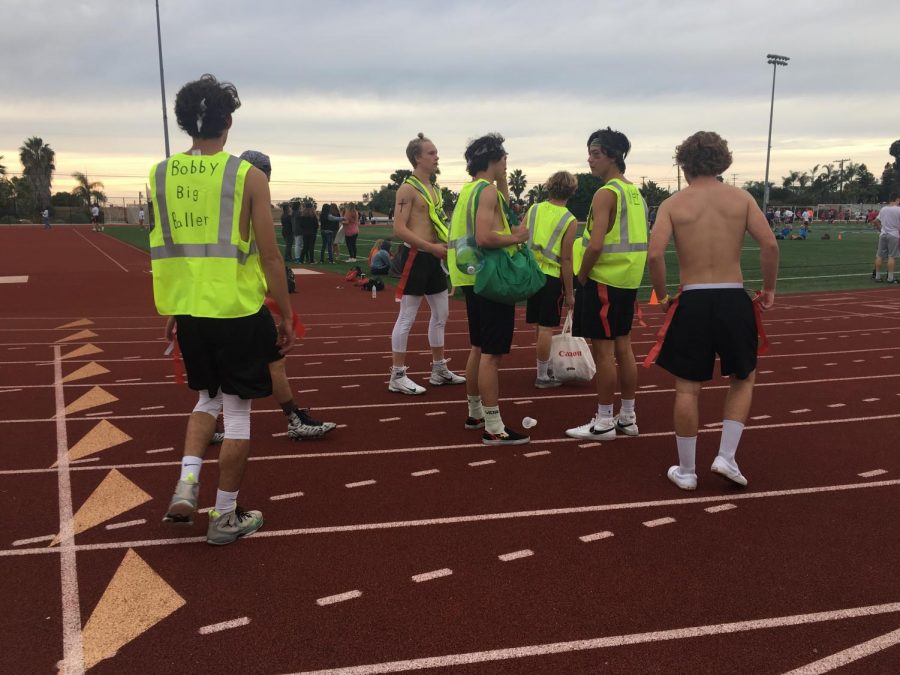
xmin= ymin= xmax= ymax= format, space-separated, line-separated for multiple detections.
xmin=207 ymin=506 xmax=264 ymax=545
xmin=429 ymin=359 xmax=466 ymax=386
xmin=162 ymin=479 xmax=199 ymax=526
xmin=534 ymin=374 xmax=562 ymax=389
xmin=210 ymin=432 xmax=225 ymax=444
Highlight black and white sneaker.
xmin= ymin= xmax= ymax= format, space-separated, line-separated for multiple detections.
xmin=429 ymin=359 xmax=465 ymax=385
xmin=565 ymin=415 xmax=616 ymax=441
xmin=464 ymin=416 xmax=485 ymax=430
xmin=482 ymin=426 xmax=529 ymax=446
xmin=287 ymin=409 xmax=337 ymax=440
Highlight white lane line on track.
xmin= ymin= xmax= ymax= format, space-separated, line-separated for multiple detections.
xmin=643 ymin=517 xmax=676 ymax=528
xmin=379 ymin=417 xmax=400 ymax=422
xmin=578 ymin=442 xmax=601 ymax=448
xmin=12 ymin=534 xmax=55 ymax=547
xmin=146 ymin=447 xmax=174 ymax=454
xmin=341 ymin=384 xmax=360 ymax=389
xmin=198 ymin=617 xmax=251 ymax=634
xmin=72 ymin=229 xmax=128 ymax=272
xmin=703 ymin=422 xmax=723 ymax=428
xmin=306 ymin=362 xmax=322 ymax=366
xmin=862 ymin=397 xmax=879 ymax=402
xmin=270 ymin=491 xmax=305 ymax=501
xmin=425 ymin=411 xmax=446 ymax=416
xmin=411 ymin=469 xmax=440 ymax=477
xmin=468 ymin=460 xmax=496 ymax=467
xmin=7 ymin=412 xmax=900 ymax=477
xmin=123 ymin=356 xmax=142 ymax=360
xmin=523 ymin=451 xmax=551 ymax=458
xmin=317 ymin=590 xmax=361 ymax=606
xmin=84 ymin=411 xmax=113 ymax=417
xmin=345 ymin=480 xmax=376 ymax=488
xmin=579 ymin=531 xmax=614 ymax=543
xmin=411 ymin=568 xmax=453 ymax=583
xmin=858 ymin=469 xmax=887 ymax=478
xmin=792 ymin=366 xmax=808 ymax=370
xmin=0 ymin=387 xmax=23 ymax=393
xmin=290 ymin=602 xmax=900 ymax=674
xmin=299 ymin=389 xmax=318 ymax=393
xmin=344 ymin=358 xmax=361 ymax=362
xmin=882 ymin=355 xmax=894 ymax=359
xmin=750 ymin=415 xmax=771 ymax=420
xmin=639 ymin=384 xmax=657 ymax=389
xmin=705 ymin=504 xmax=737 ymax=514
xmin=7 ymin=347 xmax=27 ymax=350
xmin=498 ymin=549 xmax=533 ymax=562
xmin=140 ymin=405 xmax=164 ymax=411
xmin=53 ymin=345 xmax=84 ymax=675
xmin=115 ymin=378 xmax=141 ymax=383
xmin=790 ymin=409 xmax=811 ymax=414
xmin=852 ymin=359 xmax=864 ymax=363
xmin=105 ymin=519 xmax=146 ymax=530
xmin=70 ymin=457 xmax=100 ymax=464
xmin=783 ymin=626 xmax=900 ymax=675
xmin=827 ymin=404 xmax=846 ymax=408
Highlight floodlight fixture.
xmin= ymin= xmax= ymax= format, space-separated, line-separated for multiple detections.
xmin=762 ymin=53 xmax=790 ymax=213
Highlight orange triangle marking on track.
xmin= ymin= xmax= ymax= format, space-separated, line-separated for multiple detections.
xmin=50 ymin=469 xmax=151 ymax=546
xmin=56 ymin=329 xmax=98 ymax=344
xmin=55 ymin=318 xmax=94 ymax=330
xmin=61 ymin=362 xmax=109 ymax=383
xmin=63 ymin=386 xmax=117 ymax=415
xmin=80 ymin=549 xmax=185 ymax=671
xmin=60 ymin=344 xmax=103 ymax=361
xmin=52 ymin=420 xmax=132 ymax=467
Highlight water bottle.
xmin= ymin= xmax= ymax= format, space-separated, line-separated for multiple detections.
xmin=454 ymin=237 xmax=484 ymax=275
xmin=371 ymin=284 xmax=377 ymax=299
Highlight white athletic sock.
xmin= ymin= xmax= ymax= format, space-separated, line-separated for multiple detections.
xmin=214 ymin=489 xmax=239 ymax=515
xmin=676 ymin=436 xmax=697 ymax=474
xmin=484 ymin=405 xmax=504 ymax=434
xmin=467 ymin=395 xmax=484 ymax=419
xmin=390 ymin=365 xmax=406 ymax=378
xmin=537 ymin=359 xmax=550 ymax=379
xmin=889 ymin=273 xmax=896 ymax=282
xmin=718 ymin=420 xmax=745 ymax=463
xmin=620 ymin=398 xmax=635 ymax=415
xmin=598 ymin=403 xmax=614 ymax=419
xmin=180 ymin=456 xmax=202 ymax=483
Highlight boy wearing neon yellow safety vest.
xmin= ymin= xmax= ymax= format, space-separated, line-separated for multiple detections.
xmin=388 ymin=133 xmax=465 ymax=395
xmin=523 ymin=170 xmax=579 ymax=388
xmin=151 ymin=74 xmax=295 ymax=546
xmin=449 ymin=133 xmax=530 ymax=445
xmin=566 ymin=127 xmax=649 ymax=442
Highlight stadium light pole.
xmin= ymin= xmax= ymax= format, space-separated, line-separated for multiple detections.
xmin=762 ymin=53 xmax=789 ymax=214
xmin=155 ymin=0 xmax=171 ymax=157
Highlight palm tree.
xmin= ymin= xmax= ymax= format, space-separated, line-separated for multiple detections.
xmin=508 ymin=169 xmax=527 ymax=204
xmin=526 ymin=183 xmax=546 ymax=204
xmin=0 ymin=155 xmax=6 ymax=177
xmin=18 ymin=137 xmax=55 ymax=210
xmin=781 ymin=171 xmax=801 ymax=189
xmin=71 ymin=172 xmax=107 ymax=207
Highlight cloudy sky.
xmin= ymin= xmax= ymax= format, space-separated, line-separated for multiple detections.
xmin=2 ymin=0 xmax=898 ymax=205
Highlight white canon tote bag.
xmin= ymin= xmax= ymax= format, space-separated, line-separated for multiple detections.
xmin=550 ymin=310 xmax=596 ymax=383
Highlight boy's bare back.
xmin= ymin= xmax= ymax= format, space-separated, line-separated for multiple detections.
xmin=655 ymin=179 xmax=772 ymax=286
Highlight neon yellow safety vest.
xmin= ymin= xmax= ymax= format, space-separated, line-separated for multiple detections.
xmin=572 ymin=178 xmax=648 ymax=289
xmin=447 ymin=179 xmax=513 ymax=288
xmin=148 ymin=151 xmax=266 ymax=318
xmin=404 ymin=175 xmax=449 ymax=242
xmin=525 ymin=202 xmax=576 ymax=278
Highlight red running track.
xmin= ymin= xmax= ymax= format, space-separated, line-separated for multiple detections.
xmin=1 ymin=225 xmax=899 ymax=674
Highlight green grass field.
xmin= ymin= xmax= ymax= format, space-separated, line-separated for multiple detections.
xmin=108 ymin=220 xmax=885 ymax=300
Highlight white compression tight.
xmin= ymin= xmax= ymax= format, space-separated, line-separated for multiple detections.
xmin=192 ymin=390 xmax=223 ymax=418
xmin=391 ymin=292 xmax=449 ymax=354
xmin=222 ymin=393 xmax=252 ymax=440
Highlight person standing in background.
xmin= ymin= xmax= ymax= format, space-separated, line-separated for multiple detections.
xmin=343 ymin=205 xmax=360 ymax=261
xmin=281 ymin=203 xmax=295 ymax=263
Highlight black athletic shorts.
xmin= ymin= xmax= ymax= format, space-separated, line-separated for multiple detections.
xmin=572 ymin=278 xmax=637 ymax=340
xmin=395 ymin=245 xmax=447 ymax=296
xmin=526 ymin=275 xmax=563 ymax=327
xmin=175 ymin=305 xmax=277 ymax=399
xmin=656 ymin=287 xmax=758 ymax=382
xmin=463 ymin=286 xmax=515 ymax=355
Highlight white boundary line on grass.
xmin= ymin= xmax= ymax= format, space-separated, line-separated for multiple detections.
xmin=288 ymin=602 xmax=900 ymax=674
xmin=2 ymin=478 xmax=897 ymax=557
xmin=53 ymin=345 xmax=85 ymax=675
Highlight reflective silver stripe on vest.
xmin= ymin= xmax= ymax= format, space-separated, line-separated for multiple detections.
xmin=150 ymin=241 xmax=258 ymax=262
xmin=581 ymin=181 xmax=647 ymax=253
xmin=151 ymin=155 xmax=252 ymax=262
xmin=531 ymin=210 xmax=574 ymax=263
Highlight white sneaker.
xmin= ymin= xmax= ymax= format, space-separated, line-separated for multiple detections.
xmin=429 ymin=359 xmax=465 ymax=386
xmin=565 ymin=415 xmax=616 ymax=441
xmin=667 ymin=466 xmax=698 ymax=490
xmin=616 ymin=411 xmax=639 ymax=436
xmin=711 ymin=456 xmax=748 ymax=487
xmin=388 ymin=367 xmax=426 ymax=395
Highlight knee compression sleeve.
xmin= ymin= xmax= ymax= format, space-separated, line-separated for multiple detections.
xmin=222 ymin=393 xmax=252 ymax=440
xmin=424 ymin=291 xmax=449 ymax=348
xmin=192 ymin=390 xmax=223 ymax=418
xmin=391 ymin=295 xmax=424 ymax=353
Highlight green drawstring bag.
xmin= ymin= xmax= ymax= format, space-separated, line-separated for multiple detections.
xmin=464 ymin=180 xmax=545 ymax=305
xmin=474 ymin=244 xmax=545 ymax=304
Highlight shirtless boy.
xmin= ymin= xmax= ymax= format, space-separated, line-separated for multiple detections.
xmin=388 ymin=133 xmax=465 ymax=394
xmin=647 ymin=131 xmax=779 ymax=490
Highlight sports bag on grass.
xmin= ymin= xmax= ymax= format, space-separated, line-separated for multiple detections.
xmin=550 ymin=310 xmax=595 ymax=383
xmin=473 ymin=244 xmax=545 ymax=305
